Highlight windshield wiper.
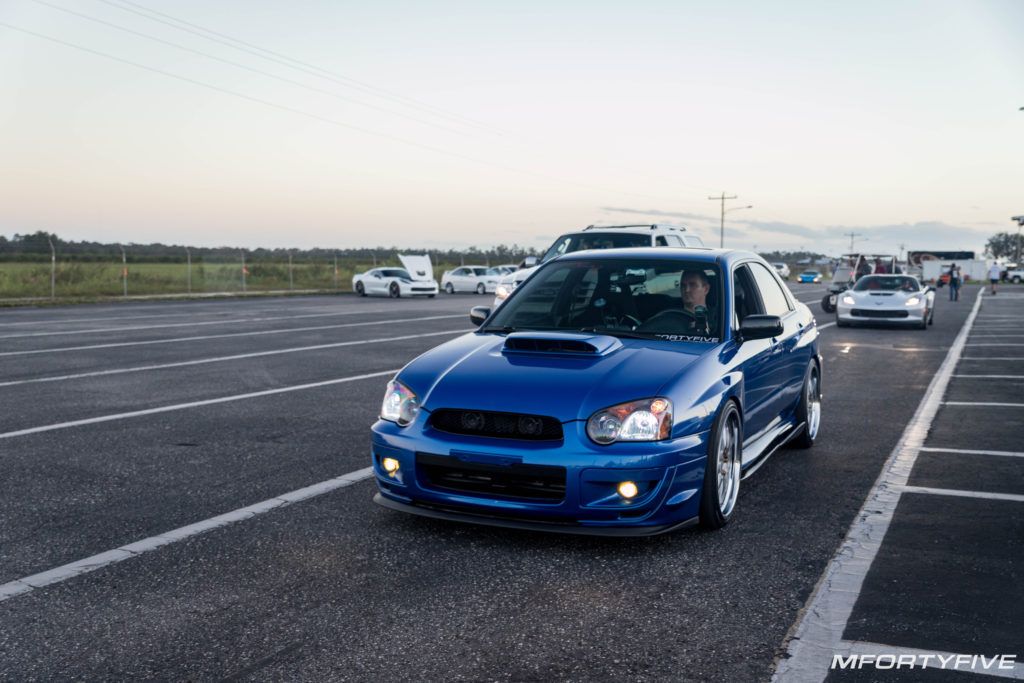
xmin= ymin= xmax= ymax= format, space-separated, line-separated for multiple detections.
xmin=577 ymin=327 xmax=661 ymax=340
xmin=479 ymin=325 xmax=523 ymax=334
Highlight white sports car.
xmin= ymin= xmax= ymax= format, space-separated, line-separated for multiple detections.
xmin=835 ymin=275 xmax=935 ymax=329
xmin=352 ymin=254 xmax=438 ymax=298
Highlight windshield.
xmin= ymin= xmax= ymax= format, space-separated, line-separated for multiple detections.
xmin=472 ymin=267 xmax=488 ymax=276
xmin=381 ymin=269 xmax=411 ymax=279
xmin=853 ymin=275 xmax=920 ymax=292
xmin=540 ymin=232 xmax=653 ymax=264
xmin=485 ymin=257 xmax=723 ymax=342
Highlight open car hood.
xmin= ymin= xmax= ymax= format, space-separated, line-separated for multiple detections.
xmin=398 ymin=254 xmax=435 ymax=282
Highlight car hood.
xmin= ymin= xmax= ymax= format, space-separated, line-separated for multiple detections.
xmin=398 ymin=331 xmax=707 ymax=422
xmin=847 ymin=290 xmax=920 ymax=304
xmin=398 ymin=254 xmax=435 ymax=282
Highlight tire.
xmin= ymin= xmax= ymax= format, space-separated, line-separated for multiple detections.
xmin=428 ymin=294 xmax=435 ymax=298
xmin=699 ymin=401 xmax=742 ymax=530
xmin=790 ymin=363 xmax=821 ymax=449
xmin=355 ymin=281 xmax=366 ymax=297
xmin=821 ymin=294 xmax=835 ymax=313
xmin=1014 ymin=276 xmax=1022 ymax=284
xmin=919 ymin=314 xmax=928 ymax=330
xmin=929 ymin=308 xmax=934 ymax=325
xmin=389 ymin=282 xmax=400 ymax=298
xmin=445 ymin=283 xmax=455 ymax=294
xmin=835 ymin=313 xmax=849 ymax=328
xmin=476 ymin=283 xmax=485 ymax=295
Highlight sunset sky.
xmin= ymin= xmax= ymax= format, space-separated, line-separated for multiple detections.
xmin=2 ymin=0 xmax=1022 ymax=256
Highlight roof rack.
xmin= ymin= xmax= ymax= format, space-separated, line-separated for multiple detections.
xmin=582 ymin=224 xmax=689 ymax=232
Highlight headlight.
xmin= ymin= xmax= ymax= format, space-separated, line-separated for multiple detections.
xmin=841 ymin=295 xmax=855 ymax=305
xmin=905 ymin=296 xmax=921 ymax=306
xmin=495 ymin=284 xmax=511 ymax=300
xmin=586 ymin=398 xmax=672 ymax=445
xmin=380 ymin=380 xmax=420 ymax=426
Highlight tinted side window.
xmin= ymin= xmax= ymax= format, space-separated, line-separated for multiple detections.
xmin=749 ymin=263 xmax=792 ymax=316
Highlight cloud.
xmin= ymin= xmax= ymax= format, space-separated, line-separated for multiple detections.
xmin=599 ymin=206 xmax=715 ymax=222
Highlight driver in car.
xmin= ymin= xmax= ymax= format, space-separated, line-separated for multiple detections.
xmin=638 ymin=269 xmax=718 ymax=337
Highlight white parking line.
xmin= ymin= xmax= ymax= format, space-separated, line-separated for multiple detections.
xmin=0 ymin=307 xmax=407 ymax=339
xmin=964 ymin=343 xmax=1024 ymax=347
xmin=0 ymin=314 xmax=464 ymax=357
xmin=0 ymin=329 xmax=463 ymax=387
xmin=0 ymin=467 xmax=375 ymax=602
xmin=961 ymin=357 xmax=1024 ymax=361
xmin=902 ymin=486 xmax=1024 ymax=503
xmin=0 ymin=369 xmax=400 ymax=440
xmin=920 ymin=447 xmax=1024 ymax=458
xmin=943 ymin=401 xmax=1024 ymax=408
xmin=772 ymin=289 xmax=983 ymax=682
xmin=951 ymin=374 xmax=1024 ymax=379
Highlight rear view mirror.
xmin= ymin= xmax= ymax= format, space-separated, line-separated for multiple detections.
xmin=470 ymin=306 xmax=491 ymax=326
xmin=739 ymin=315 xmax=783 ymax=341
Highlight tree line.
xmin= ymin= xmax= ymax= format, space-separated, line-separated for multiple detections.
xmin=0 ymin=231 xmax=541 ymax=265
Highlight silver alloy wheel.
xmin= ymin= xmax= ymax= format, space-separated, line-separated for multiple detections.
xmin=805 ymin=368 xmax=821 ymax=441
xmin=476 ymin=283 xmax=485 ymax=294
xmin=445 ymin=283 xmax=454 ymax=294
xmin=716 ymin=414 xmax=741 ymax=516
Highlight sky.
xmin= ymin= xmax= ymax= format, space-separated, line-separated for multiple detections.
xmin=1 ymin=0 xmax=1022 ymax=257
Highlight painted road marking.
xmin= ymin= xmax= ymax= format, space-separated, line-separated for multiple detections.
xmin=0 ymin=329 xmax=463 ymax=387
xmin=0 ymin=467 xmax=375 ymax=602
xmin=943 ymin=401 xmax=1024 ymax=408
xmin=0 ymin=314 xmax=464 ymax=357
xmin=919 ymin=447 xmax=1024 ymax=458
xmin=901 ymin=486 xmax=1024 ymax=503
xmin=772 ymin=289 xmax=983 ymax=682
xmin=0 ymin=307 xmax=424 ymax=339
xmin=0 ymin=369 xmax=400 ymax=440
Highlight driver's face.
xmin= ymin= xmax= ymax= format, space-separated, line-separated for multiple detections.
xmin=681 ymin=273 xmax=709 ymax=310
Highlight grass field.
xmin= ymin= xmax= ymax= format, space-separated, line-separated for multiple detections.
xmin=0 ymin=258 xmax=457 ymax=300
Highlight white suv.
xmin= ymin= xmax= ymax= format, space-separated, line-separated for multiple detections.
xmin=493 ymin=224 xmax=705 ymax=306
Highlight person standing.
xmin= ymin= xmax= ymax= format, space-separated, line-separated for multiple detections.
xmin=948 ymin=264 xmax=961 ymax=301
xmin=988 ymin=262 xmax=1001 ymax=295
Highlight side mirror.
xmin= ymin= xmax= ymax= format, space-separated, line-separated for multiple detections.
xmin=521 ymin=256 xmax=537 ymax=268
xmin=738 ymin=314 xmax=783 ymax=342
xmin=470 ymin=306 xmax=491 ymax=326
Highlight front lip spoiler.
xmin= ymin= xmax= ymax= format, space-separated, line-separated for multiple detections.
xmin=373 ymin=493 xmax=699 ymax=537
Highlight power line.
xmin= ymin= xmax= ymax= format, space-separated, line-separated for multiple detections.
xmin=0 ymin=21 xmax=670 ymax=201
xmin=90 ymin=0 xmax=726 ymax=197
xmin=29 ymin=0 xmax=478 ymax=138
xmin=93 ymin=0 xmax=506 ymax=136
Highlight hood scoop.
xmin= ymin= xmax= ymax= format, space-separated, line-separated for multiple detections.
xmin=502 ymin=332 xmax=622 ymax=357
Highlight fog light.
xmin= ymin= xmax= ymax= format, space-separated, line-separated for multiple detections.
xmin=382 ymin=457 xmax=400 ymax=474
xmin=618 ymin=481 xmax=638 ymax=499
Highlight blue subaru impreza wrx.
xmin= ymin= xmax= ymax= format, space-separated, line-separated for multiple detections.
xmin=371 ymin=248 xmax=822 ymax=535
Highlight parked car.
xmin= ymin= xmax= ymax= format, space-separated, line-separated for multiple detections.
xmin=797 ymin=270 xmax=822 ymax=283
xmin=493 ymin=224 xmax=705 ymax=306
xmin=371 ymin=247 xmax=822 ymax=535
xmin=835 ymin=275 xmax=935 ymax=329
xmin=352 ymin=255 xmax=438 ymax=298
xmin=1005 ymin=265 xmax=1024 ymax=284
xmin=441 ymin=266 xmax=499 ymax=294
xmin=772 ymin=262 xmax=791 ymax=279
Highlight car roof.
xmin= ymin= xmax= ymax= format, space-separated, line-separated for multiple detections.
xmin=555 ymin=246 xmax=755 ymax=267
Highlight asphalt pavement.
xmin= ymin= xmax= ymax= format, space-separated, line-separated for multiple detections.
xmin=0 ymin=285 xmax=1019 ymax=681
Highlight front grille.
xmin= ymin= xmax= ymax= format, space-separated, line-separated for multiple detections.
xmin=851 ymin=309 xmax=908 ymax=318
xmin=429 ymin=409 xmax=563 ymax=441
xmin=416 ymin=453 xmax=566 ymax=501
xmin=411 ymin=286 xmax=435 ymax=292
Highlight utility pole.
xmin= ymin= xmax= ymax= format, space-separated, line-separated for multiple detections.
xmin=1012 ymin=216 xmax=1024 ymax=265
xmin=708 ymin=192 xmax=738 ymax=248
xmin=47 ymin=235 xmax=55 ymax=301
xmin=843 ymin=231 xmax=864 ymax=252
xmin=120 ymin=245 xmax=127 ymax=297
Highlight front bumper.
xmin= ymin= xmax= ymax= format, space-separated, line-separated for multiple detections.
xmin=836 ymin=302 xmax=928 ymax=325
xmin=370 ymin=416 xmax=710 ymax=535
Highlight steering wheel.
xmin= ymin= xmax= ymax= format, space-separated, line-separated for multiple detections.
xmin=636 ymin=308 xmax=697 ymax=333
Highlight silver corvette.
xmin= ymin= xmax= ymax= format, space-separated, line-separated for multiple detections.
xmin=835 ymin=275 xmax=935 ymax=329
